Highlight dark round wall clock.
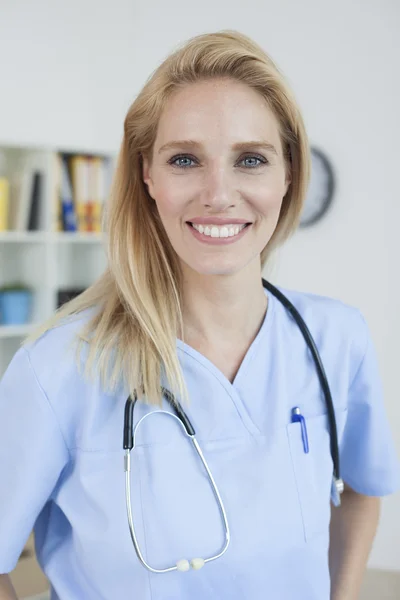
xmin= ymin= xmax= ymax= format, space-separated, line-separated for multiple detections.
xmin=299 ymin=147 xmax=335 ymax=228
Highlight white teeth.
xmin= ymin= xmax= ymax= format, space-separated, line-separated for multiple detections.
xmin=191 ymin=223 xmax=247 ymax=238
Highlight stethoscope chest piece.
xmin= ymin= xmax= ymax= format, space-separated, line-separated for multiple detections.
xmin=177 ymin=558 xmax=205 ymax=572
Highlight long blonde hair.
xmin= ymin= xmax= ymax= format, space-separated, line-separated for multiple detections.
xmin=25 ymin=30 xmax=310 ymax=406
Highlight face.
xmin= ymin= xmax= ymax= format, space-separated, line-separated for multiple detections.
xmin=142 ymin=78 xmax=290 ymax=277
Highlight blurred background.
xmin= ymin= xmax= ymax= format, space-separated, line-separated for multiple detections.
xmin=0 ymin=0 xmax=398 ymax=598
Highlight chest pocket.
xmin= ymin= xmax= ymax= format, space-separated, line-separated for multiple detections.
xmin=129 ymin=426 xmax=306 ymax=581
xmin=286 ymin=408 xmax=348 ymax=541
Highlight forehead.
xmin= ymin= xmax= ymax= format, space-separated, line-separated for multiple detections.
xmin=154 ymin=78 xmax=282 ymax=150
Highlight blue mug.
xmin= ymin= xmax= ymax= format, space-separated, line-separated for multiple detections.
xmin=0 ymin=290 xmax=33 ymax=325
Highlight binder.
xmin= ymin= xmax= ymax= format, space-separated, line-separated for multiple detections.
xmin=86 ymin=157 xmax=94 ymax=232
xmin=27 ymin=172 xmax=42 ymax=231
xmin=53 ymin=154 xmax=63 ymax=232
xmin=60 ymin=157 xmax=77 ymax=232
xmin=70 ymin=155 xmax=89 ymax=232
xmin=9 ymin=167 xmax=34 ymax=231
xmin=0 ymin=178 xmax=9 ymax=231
xmin=89 ymin=157 xmax=106 ymax=233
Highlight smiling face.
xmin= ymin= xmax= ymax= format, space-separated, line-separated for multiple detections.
xmin=142 ymin=78 xmax=290 ymax=277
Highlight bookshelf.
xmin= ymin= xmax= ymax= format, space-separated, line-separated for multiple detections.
xmin=0 ymin=143 xmax=115 ymax=377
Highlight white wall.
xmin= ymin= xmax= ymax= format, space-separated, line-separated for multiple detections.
xmin=1 ymin=0 xmax=399 ymax=571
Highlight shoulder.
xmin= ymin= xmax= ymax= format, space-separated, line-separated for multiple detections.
xmin=273 ymin=284 xmax=367 ymax=336
xmin=22 ymin=307 xmax=98 ymax=392
xmin=270 ymin=284 xmax=369 ymax=374
xmin=0 ymin=309 xmax=100 ymax=453
xmin=275 ymin=285 xmax=365 ymax=328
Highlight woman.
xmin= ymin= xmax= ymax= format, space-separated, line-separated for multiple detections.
xmin=0 ymin=30 xmax=398 ymax=600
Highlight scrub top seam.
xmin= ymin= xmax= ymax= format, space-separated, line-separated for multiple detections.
xmin=346 ymin=309 xmax=369 ymax=395
xmin=137 ymin=451 xmax=154 ymax=599
xmin=175 ymin=289 xmax=275 ymax=437
xmin=231 ymin=290 xmax=275 ymax=389
xmin=22 ymin=346 xmax=72 ymax=461
xmin=176 ymin=346 xmax=258 ymax=436
xmin=341 ymin=469 xmax=400 ymax=497
xmin=67 ymin=431 xmax=277 ymax=453
xmin=285 ymin=425 xmax=307 ymax=542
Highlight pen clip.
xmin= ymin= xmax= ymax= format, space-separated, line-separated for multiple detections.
xmin=291 ymin=407 xmax=309 ymax=454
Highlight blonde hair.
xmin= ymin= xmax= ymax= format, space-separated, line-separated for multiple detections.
xmin=25 ymin=30 xmax=310 ymax=406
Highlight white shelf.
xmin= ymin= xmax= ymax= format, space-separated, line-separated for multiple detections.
xmin=0 ymin=231 xmax=48 ymax=243
xmin=0 ymin=143 xmax=112 ymax=376
xmin=0 ymin=232 xmax=104 ymax=243
xmin=54 ymin=232 xmax=104 ymax=243
xmin=0 ymin=324 xmax=35 ymax=338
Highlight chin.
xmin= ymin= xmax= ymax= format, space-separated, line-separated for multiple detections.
xmin=184 ymin=257 xmax=249 ymax=277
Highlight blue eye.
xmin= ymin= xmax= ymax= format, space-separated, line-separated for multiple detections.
xmin=240 ymin=156 xmax=266 ymax=168
xmin=169 ymin=156 xmax=196 ymax=168
xmin=167 ymin=154 xmax=268 ymax=169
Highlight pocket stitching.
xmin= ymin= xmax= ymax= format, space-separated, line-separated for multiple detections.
xmin=286 ymin=409 xmax=348 ymax=543
xmin=137 ymin=452 xmax=154 ymax=599
xmin=286 ymin=425 xmax=308 ymax=542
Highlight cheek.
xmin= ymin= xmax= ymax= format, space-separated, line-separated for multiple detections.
xmin=250 ymin=179 xmax=286 ymax=217
xmin=152 ymin=179 xmax=189 ymax=221
xmin=154 ymin=190 xmax=181 ymax=221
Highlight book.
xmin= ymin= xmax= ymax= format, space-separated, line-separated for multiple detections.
xmin=89 ymin=157 xmax=106 ymax=233
xmin=9 ymin=166 xmax=34 ymax=230
xmin=53 ymin=154 xmax=63 ymax=232
xmin=0 ymin=177 xmax=9 ymax=231
xmin=28 ymin=172 xmax=42 ymax=231
xmin=60 ymin=157 xmax=77 ymax=232
xmin=57 ymin=287 xmax=86 ymax=308
xmin=69 ymin=155 xmax=89 ymax=232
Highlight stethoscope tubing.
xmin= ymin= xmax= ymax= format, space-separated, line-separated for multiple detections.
xmin=261 ymin=279 xmax=340 ymax=483
xmin=124 ymin=406 xmax=230 ymax=573
xmin=122 ymin=278 xmax=343 ymax=573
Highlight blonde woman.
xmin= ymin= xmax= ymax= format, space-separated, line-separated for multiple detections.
xmin=0 ymin=30 xmax=398 ymax=600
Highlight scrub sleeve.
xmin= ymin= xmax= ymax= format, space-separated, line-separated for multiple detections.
xmin=340 ymin=313 xmax=400 ymax=495
xmin=0 ymin=346 xmax=69 ymax=573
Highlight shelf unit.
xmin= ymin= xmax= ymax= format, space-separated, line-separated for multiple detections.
xmin=0 ymin=143 xmax=115 ymax=376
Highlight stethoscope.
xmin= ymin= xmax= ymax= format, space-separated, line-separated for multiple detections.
xmin=123 ymin=278 xmax=344 ymax=574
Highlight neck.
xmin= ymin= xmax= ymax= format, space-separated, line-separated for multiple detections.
xmin=179 ymin=263 xmax=267 ymax=349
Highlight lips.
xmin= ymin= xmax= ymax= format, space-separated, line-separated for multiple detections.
xmin=186 ymin=220 xmax=251 ymax=244
xmin=188 ymin=217 xmax=251 ymax=225
xmin=191 ymin=221 xmax=249 ymax=236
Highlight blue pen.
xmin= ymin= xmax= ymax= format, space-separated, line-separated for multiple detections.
xmin=291 ymin=407 xmax=309 ymax=453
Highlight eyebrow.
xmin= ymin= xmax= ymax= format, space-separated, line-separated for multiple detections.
xmin=157 ymin=139 xmax=278 ymax=155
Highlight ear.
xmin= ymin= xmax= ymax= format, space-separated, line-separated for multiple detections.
xmin=283 ymin=171 xmax=291 ymax=196
xmin=142 ymin=154 xmax=155 ymax=199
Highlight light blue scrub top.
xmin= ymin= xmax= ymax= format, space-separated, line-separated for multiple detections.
xmin=0 ymin=286 xmax=399 ymax=600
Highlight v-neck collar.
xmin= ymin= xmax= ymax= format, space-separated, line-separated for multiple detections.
xmin=176 ymin=287 xmax=275 ymax=392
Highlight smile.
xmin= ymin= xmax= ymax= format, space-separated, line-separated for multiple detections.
xmin=187 ymin=222 xmax=251 ymax=245
xmin=191 ymin=223 xmax=247 ymax=238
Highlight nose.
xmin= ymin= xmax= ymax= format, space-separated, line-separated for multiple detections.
xmin=201 ymin=164 xmax=236 ymax=212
